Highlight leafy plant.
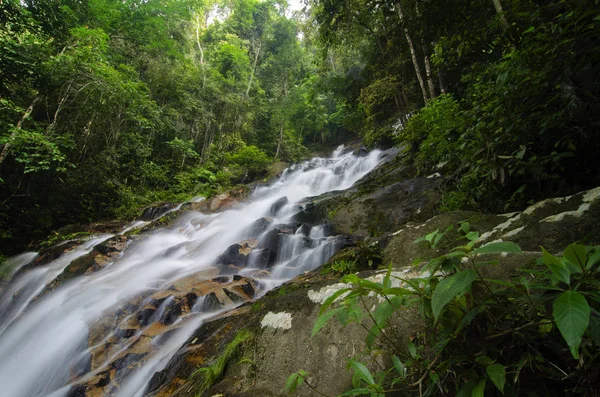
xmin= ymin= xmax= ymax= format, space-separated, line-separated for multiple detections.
xmin=299 ymin=228 xmax=600 ymax=396
xmin=330 ymin=259 xmax=358 ymax=276
xmin=191 ymin=329 xmax=253 ymax=397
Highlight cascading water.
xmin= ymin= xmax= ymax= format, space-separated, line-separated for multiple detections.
xmin=0 ymin=146 xmax=384 ymax=397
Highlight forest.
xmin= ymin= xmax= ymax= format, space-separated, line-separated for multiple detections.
xmin=1 ymin=0 xmax=599 ymax=260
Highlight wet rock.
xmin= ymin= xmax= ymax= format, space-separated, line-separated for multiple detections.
xmin=353 ymin=146 xmax=369 ymax=157
xmin=258 ymin=229 xmax=281 ymax=255
xmin=247 ymin=248 xmax=276 ymax=269
xmin=326 ymin=177 xmax=439 ymax=238
xmin=138 ymin=203 xmax=179 ymax=221
xmin=215 ymin=244 xmax=247 ymax=268
xmin=95 ymin=235 xmax=127 ymax=256
xmin=244 ymin=217 xmax=273 ymax=237
xmin=47 ymin=236 xmax=129 ymax=291
xmin=28 ymin=241 xmax=78 ymax=269
xmin=268 ymin=196 xmax=289 ymax=216
xmin=296 ymin=224 xmax=311 ymax=236
xmin=181 ymin=187 xmax=250 ymax=214
xmin=291 ymin=202 xmax=327 ymax=226
xmin=148 ymin=270 xmax=374 ymax=397
xmin=82 ymin=273 xmax=259 ymax=396
xmin=273 ymin=222 xmax=299 ymax=232
xmin=195 ymin=292 xmax=221 ymax=312
xmin=160 ymin=299 xmax=183 ymax=325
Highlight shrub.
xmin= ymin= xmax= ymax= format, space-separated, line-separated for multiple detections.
xmin=225 ymin=145 xmax=271 ymax=182
xmin=298 ymin=227 xmax=600 ymax=397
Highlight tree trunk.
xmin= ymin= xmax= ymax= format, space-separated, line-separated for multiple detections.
xmin=492 ymin=0 xmax=509 ymax=30
xmin=245 ymin=41 xmax=261 ymax=98
xmin=274 ymin=80 xmax=288 ymax=161
xmin=0 ymin=96 xmax=40 ymax=166
xmin=424 ymin=55 xmax=436 ymax=100
xmin=395 ymin=0 xmax=429 ymax=105
xmin=195 ymin=15 xmax=206 ymax=88
xmin=274 ymin=119 xmax=284 ymax=161
xmin=438 ymin=70 xmax=447 ymax=94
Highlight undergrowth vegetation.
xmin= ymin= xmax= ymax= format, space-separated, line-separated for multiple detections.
xmin=192 ymin=329 xmax=253 ymax=397
xmin=395 ymin=5 xmax=600 ymax=212
xmin=288 ymin=225 xmax=600 ymax=396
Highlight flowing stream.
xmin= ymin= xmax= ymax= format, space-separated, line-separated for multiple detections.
xmin=0 ymin=146 xmax=384 ymax=397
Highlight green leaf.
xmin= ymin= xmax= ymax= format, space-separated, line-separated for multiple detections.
xmin=312 ymin=307 xmax=344 ymax=337
xmin=347 ymin=359 xmax=374 ymax=385
xmin=553 ymin=291 xmax=590 ymax=359
xmin=366 ymin=324 xmax=381 ymax=349
xmin=373 ymin=300 xmax=395 ymax=328
xmin=456 ymin=379 xmax=479 ymax=397
xmin=285 ymin=371 xmax=305 ymax=393
xmin=475 ymin=356 xmax=493 ymax=365
xmin=431 ymin=269 xmax=478 ymax=322
xmin=319 ymin=288 xmax=350 ymax=314
xmin=563 ymin=244 xmax=587 ymax=271
xmin=381 ymin=287 xmax=415 ymax=296
xmin=587 ymin=250 xmax=600 ymax=270
xmin=392 ymin=355 xmax=405 ymax=379
xmin=588 ymin=308 xmax=600 ymax=345
xmin=339 ymin=388 xmax=373 ymax=396
xmin=408 ymin=342 xmax=417 ymax=358
xmin=425 ymin=229 xmax=439 ymax=243
xmin=465 ymin=231 xmax=479 ymax=241
xmin=473 ymin=241 xmax=522 ymax=255
xmin=542 ymin=247 xmax=570 ymax=284
xmin=486 ymin=364 xmax=506 ymax=394
xmin=472 ymin=378 xmax=486 ymax=397
xmin=460 ymin=222 xmax=470 ymax=234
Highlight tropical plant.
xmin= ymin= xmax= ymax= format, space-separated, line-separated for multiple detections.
xmin=293 ymin=225 xmax=600 ymax=396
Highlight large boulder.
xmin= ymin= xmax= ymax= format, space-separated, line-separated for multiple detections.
xmin=268 ymin=196 xmax=289 ymax=217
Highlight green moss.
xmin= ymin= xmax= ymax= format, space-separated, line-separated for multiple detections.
xmin=40 ymin=231 xmax=91 ymax=249
xmin=191 ymin=329 xmax=253 ymax=396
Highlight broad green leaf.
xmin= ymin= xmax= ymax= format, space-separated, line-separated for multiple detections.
xmin=285 ymin=371 xmax=305 ymax=393
xmin=312 ymin=307 xmax=344 ymax=337
xmin=431 ymin=269 xmax=478 ymax=322
xmin=475 ymin=355 xmax=492 ymax=365
xmin=425 ymin=229 xmax=439 ymax=243
xmin=473 ymin=241 xmax=522 ymax=255
xmin=460 ymin=222 xmax=470 ymax=234
xmin=347 ymin=359 xmax=374 ymax=385
xmin=373 ymin=300 xmax=395 ymax=328
xmin=472 ymin=378 xmax=486 ymax=397
xmin=553 ymin=291 xmax=590 ymax=359
xmin=588 ymin=308 xmax=600 ymax=345
xmin=366 ymin=324 xmax=381 ymax=349
xmin=319 ymin=288 xmax=351 ymax=314
xmin=392 ymin=355 xmax=405 ymax=379
xmin=587 ymin=250 xmax=600 ymax=270
xmin=340 ymin=388 xmax=372 ymax=396
xmin=563 ymin=244 xmax=587 ymax=271
xmin=381 ymin=287 xmax=415 ymax=296
xmin=413 ymin=236 xmax=427 ymax=244
xmin=486 ymin=364 xmax=506 ymax=393
xmin=542 ymin=247 xmax=570 ymax=284
xmin=456 ymin=379 xmax=479 ymax=397
xmin=465 ymin=231 xmax=479 ymax=241
xmin=408 ymin=342 xmax=417 ymax=358
xmin=456 ymin=307 xmax=481 ymax=334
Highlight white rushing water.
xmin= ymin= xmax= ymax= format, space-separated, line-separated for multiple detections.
xmin=0 ymin=146 xmax=384 ymax=397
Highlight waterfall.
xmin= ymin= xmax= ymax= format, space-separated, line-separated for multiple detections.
xmin=0 ymin=146 xmax=383 ymax=397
